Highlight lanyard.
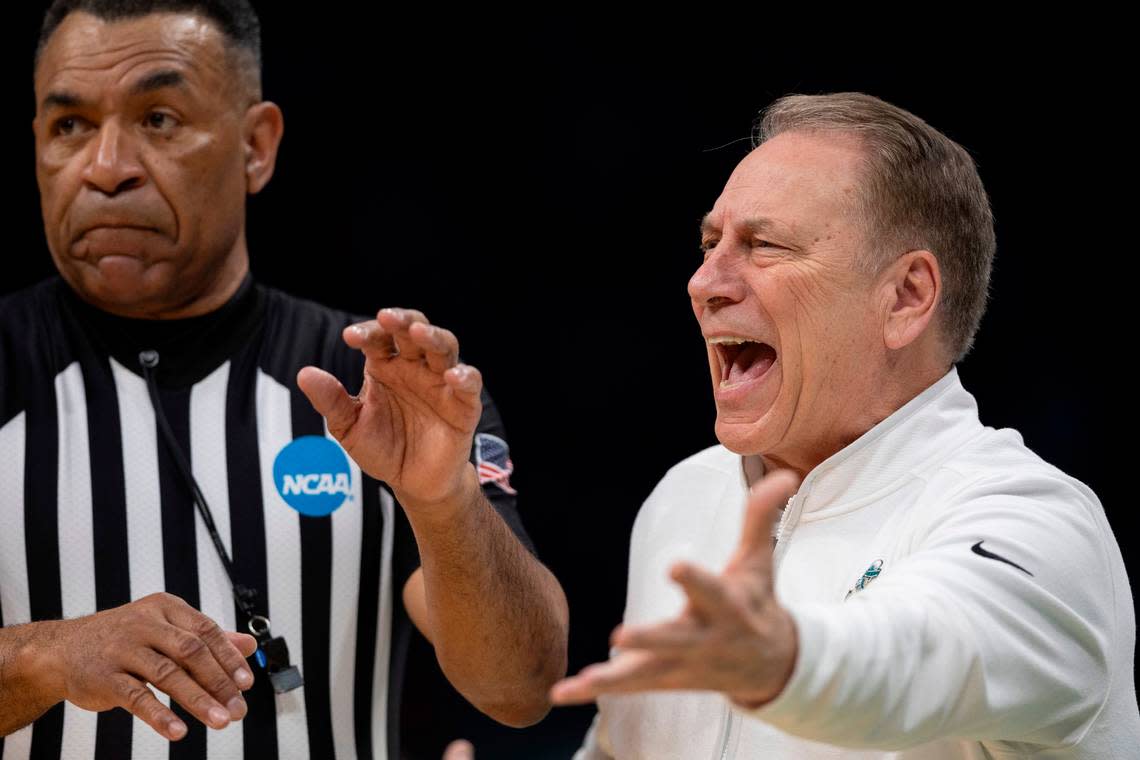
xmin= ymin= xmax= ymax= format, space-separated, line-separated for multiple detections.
xmin=139 ymin=349 xmax=303 ymax=693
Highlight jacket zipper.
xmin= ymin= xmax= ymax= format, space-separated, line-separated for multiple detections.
xmin=714 ymin=492 xmax=799 ymax=760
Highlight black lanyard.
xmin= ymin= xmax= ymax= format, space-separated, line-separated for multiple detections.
xmin=139 ymin=349 xmax=303 ymax=694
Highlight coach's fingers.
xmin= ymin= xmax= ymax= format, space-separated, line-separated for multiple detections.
xmin=731 ymin=469 xmax=800 ymax=568
xmin=442 ymin=739 xmax=475 ymax=760
xmin=610 ymin=617 xmax=703 ymax=652
xmin=669 ymin=562 xmax=733 ymax=620
xmin=550 ymin=649 xmax=676 ymax=705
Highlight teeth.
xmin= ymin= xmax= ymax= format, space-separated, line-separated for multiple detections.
xmin=707 ymin=336 xmax=758 ymax=345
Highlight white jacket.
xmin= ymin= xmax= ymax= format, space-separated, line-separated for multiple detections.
xmin=576 ymin=368 xmax=1137 ymax=759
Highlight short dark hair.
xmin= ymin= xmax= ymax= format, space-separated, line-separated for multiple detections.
xmin=37 ymin=0 xmax=263 ymax=99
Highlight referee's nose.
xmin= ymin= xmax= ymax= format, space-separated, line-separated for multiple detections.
xmin=81 ymin=118 xmax=146 ymax=196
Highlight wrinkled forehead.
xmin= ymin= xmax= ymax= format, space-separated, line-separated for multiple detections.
xmin=35 ymin=11 xmax=228 ymax=97
xmin=706 ymin=131 xmax=867 ymax=238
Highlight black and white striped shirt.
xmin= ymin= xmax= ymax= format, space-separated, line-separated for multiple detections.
xmin=0 ymin=275 xmax=528 ymax=760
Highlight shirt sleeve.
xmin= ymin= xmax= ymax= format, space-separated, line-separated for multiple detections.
xmin=468 ymin=384 xmax=535 ymax=555
xmin=744 ymin=474 xmax=1119 ymax=751
xmin=391 ymin=383 xmax=535 ymax=593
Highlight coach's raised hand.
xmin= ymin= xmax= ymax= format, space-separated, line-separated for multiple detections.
xmin=297 ymin=308 xmax=483 ymax=510
xmin=550 ymin=470 xmax=801 ymax=708
xmin=0 ymin=593 xmax=256 ymax=740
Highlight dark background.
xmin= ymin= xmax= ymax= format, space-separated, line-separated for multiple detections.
xmin=4 ymin=8 xmax=1128 ymax=759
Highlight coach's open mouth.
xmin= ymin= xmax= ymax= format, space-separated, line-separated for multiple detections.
xmin=709 ymin=336 xmax=777 ymax=388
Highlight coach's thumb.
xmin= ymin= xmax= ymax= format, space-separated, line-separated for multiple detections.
xmin=442 ymin=739 xmax=474 ymax=760
xmin=735 ymin=469 xmax=800 ymax=563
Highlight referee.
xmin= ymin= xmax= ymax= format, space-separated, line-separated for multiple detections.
xmin=0 ymin=2 xmax=569 ymax=758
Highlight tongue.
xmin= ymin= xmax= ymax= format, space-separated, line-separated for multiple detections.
xmin=728 ymin=343 xmax=776 ymax=384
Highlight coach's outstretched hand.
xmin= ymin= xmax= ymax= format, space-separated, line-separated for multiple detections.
xmin=550 ymin=470 xmax=801 ymax=709
xmin=297 ymin=308 xmax=482 ymax=509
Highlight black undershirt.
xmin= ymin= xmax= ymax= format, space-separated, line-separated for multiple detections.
xmin=57 ymin=274 xmax=266 ymax=388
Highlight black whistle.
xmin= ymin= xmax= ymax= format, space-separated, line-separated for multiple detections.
xmin=255 ymin=633 xmax=304 ymax=694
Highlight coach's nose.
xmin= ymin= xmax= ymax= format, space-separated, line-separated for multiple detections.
xmin=688 ymin=241 xmax=748 ymax=311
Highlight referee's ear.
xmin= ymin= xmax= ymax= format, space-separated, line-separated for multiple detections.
xmin=243 ymin=101 xmax=284 ymax=196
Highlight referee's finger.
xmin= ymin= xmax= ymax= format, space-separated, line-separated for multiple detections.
xmin=377 ymin=308 xmax=431 ymax=363
xmin=133 ymin=644 xmax=234 ymax=728
xmin=443 ymin=364 xmax=482 ymax=405
xmin=163 ymin=601 xmax=256 ymax=692
xmin=110 ymin=673 xmax=187 ymax=741
xmin=297 ymin=366 xmax=360 ymax=441
xmin=344 ymin=319 xmax=398 ymax=358
xmin=408 ymin=321 xmax=459 ymax=373
xmin=225 ymin=631 xmax=258 ymax=659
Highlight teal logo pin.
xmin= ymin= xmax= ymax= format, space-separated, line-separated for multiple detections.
xmin=845 ymin=559 xmax=884 ymax=599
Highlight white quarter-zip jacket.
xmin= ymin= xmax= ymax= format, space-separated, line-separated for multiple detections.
xmin=576 ymin=368 xmax=1137 ymax=759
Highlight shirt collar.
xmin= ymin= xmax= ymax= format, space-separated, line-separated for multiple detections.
xmin=740 ymin=367 xmax=984 ymax=514
xmin=57 ymin=273 xmax=265 ymax=388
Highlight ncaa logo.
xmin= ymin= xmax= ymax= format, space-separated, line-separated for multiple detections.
xmin=273 ymin=436 xmax=353 ymax=517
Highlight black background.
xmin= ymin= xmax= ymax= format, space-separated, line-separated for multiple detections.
xmin=4 ymin=8 xmax=1129 ymax=759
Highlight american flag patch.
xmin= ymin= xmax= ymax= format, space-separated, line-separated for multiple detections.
xmin=474 ymin=433 xmax=516 ymax=495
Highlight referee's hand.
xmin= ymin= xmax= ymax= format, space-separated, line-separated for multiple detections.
xmin=298 ymin=308 xmax=483 ymax=509
xmin=36 ymin=592 xmax=256 ymax=741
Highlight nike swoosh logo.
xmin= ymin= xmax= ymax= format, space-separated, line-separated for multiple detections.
xmin=971 ymin=541 xmax=1033 ymax=576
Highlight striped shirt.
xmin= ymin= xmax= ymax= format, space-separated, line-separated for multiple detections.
xmin=0 ymin=276 xmax=530 ymax=760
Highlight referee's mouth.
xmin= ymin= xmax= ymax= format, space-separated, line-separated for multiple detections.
xmin=71 ymin=225 xmax=165 ymax=260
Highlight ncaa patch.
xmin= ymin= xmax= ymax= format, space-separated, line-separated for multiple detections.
xmin=273 ymin=435 xmax=353 ymax=516
xmin=474 ymin=433 xmax=516 ymax=495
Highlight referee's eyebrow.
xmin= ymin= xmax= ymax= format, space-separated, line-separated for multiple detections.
xmin=40 ymin=69 xmax=187 ymax=112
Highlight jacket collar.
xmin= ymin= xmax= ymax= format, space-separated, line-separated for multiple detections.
xmin=741 ymin=367 xmax=985 ymax=516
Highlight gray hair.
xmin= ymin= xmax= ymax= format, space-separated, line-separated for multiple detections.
xmin=754 ymin=92 xmax=995 ymax=364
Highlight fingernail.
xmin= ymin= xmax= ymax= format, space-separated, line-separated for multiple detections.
xmin=169 ymin=719 xmax=187 ymax=739
xmin=233 ymin=667 xmax=253 ymax=688
xmin=352 ymin=325 xmax=366 ymax=336
xmin=227 ymin=696 xmax=247 ymax=720
xmin=208 ymin=706 xmax=230 ymax=727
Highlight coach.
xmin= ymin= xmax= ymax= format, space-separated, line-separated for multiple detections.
xmin=553 ymin=93 xmax=1138 ymax=758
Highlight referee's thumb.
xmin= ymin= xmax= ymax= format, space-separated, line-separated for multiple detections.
xmin=297 ymin=366 xmax=359 ymax=440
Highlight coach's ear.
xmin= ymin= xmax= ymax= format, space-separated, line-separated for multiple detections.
xmin=243 ymin=101 xmax=284 ymax=195
xmin=880 ymin=249 xmax=940 ymax=351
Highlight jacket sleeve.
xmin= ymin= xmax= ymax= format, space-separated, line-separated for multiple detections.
xmin=743 ymin=474 xmax=1121 ymax=751
xmin=572 ymin=712 xmax=615 ymax=760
